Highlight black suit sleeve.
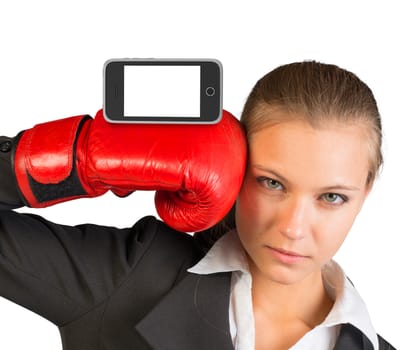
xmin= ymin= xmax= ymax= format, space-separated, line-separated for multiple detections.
xmin=0 ymin=210 xmax=198 ymax=332
xmin=0 ymin=209 xmax=140 ymax=326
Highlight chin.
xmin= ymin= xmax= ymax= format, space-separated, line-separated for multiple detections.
xmin=268 ymin=271 xmax=304 ymax=285
xmin=256 ymin=263 xmax=309 ymax=285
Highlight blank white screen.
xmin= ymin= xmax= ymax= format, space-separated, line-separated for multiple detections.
xmin=124 ymin=65 xmax=200 ymax=117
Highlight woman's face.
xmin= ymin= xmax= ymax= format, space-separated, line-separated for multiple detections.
xmin=235 ymin=117 xmax=372 ymax=285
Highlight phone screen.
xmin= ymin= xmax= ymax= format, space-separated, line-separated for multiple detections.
xmin=124 ymin=65 xmax=201 ymax=118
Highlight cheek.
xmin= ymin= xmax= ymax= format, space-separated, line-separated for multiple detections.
xmin=235 ymin=187 xmax=256 ymax=237
xmin=235 ymin=177 xmax=276 ymax=238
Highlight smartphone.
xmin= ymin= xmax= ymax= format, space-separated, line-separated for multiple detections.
xmin=103 ymin=58 xmax=222 ymax=124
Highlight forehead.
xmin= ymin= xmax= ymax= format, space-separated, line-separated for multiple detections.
xmin=248 ymin=120 xmax=370 ymax=188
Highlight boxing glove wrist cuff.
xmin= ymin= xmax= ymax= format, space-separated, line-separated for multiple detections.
xmin=0 ymin=135 xmax=25 ymax=208
xmin=13 ymin=115 xmax=99 ymax=207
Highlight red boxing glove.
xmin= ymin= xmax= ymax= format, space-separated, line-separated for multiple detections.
xmin=14 ymin=109 xmax=247 ymax=232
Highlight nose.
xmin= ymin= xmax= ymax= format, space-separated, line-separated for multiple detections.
xmin=275 ymin=197 xmax=310 ymax=240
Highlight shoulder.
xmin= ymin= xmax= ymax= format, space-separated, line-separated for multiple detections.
xmin=131 ymin=215 xmax=198 ymax=255
xmin=128 ymin=215 xmax=204 ymax=273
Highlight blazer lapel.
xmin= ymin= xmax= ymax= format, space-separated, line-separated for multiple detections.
xmin=135 ymin=272 xmax=234 ymax=350
xmin=333 ymin=323 xmax=374 ymax=350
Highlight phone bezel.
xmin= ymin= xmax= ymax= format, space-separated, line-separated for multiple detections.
xmin=103 ymin=58 xmax=222 ymax=124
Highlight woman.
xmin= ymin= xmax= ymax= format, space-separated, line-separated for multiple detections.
xmin=196 ymin=61 xmax=394 ymax=349
xmin=0 ymin=61 xmax=395 ymax=349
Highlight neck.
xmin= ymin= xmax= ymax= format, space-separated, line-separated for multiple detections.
xmin=250 ymin=264 xmax=333 ymax=328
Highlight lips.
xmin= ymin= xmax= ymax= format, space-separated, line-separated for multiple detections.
xmin=273 ymin=247 xmax=305 ymax=257
xmin=266 ymin=246 xmax=308 ymax=264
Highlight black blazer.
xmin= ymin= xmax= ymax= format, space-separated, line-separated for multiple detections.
xmin=0 ymin=211 xmax=395 ymax=350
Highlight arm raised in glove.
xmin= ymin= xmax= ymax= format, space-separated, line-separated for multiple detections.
xmin=13 ymin=109 xmax=247 ymax=232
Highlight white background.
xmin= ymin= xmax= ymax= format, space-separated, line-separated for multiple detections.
xmin=0 ymin=1 xmax=408 ymax=348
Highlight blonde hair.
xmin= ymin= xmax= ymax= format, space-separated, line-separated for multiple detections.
xmin=241 ymin=61 xmax=383 ymax=184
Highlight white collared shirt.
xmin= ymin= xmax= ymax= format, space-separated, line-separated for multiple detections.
xmin=188 ymin=230 xmax=379 ymax=350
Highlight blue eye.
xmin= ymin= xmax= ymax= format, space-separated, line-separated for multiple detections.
xmin=321 ymin=193 xmax=347 ymax=205
xmin=257 ymin=177 xmax=284 ymax=190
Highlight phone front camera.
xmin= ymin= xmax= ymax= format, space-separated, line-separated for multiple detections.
xmin=205 ymin=87 xmax=215 ymax=97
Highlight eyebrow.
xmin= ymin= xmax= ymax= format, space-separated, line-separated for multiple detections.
xmin=253 ymin=164 xmax=361 ymax=192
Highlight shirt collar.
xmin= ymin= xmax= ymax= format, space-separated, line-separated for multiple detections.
xmin=321 ymin=261 xmax=379 ymax=349
xmin=189 ymin=229 xmax=249 ymax=275
xmin=189 ymin=230 xmax=379 ymax=350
